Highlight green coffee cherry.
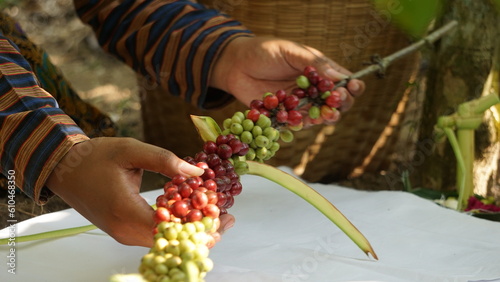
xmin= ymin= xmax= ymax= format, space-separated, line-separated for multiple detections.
xmin=234 ymin=160 xmax=249 ymax=175
xmin=246 ymin=148 xmax=256 ymax=160
xmin=252 ymin=125 xmax=263 ymax=137
xmin=270 ymin=142 xmax=280 ymax=152
xmin=280 ymin=129 xmax=294 ymax=143
xmin=233 ymin=111 xmax=245 ymax=121
xmin=263 ymin=127 xmax=278 ymax=141
xmin=154 ymin=238 xmax=169 ymax=252
xmin=230 ymin=123 xmax=243 ymax=135
xmin=223 ymin=118 xmax=232 ymax=130
xmin=240 ymin=131 xmax=253 ymax=144
xmin=296 ymin=75 xmax=310 ymax=89
xmin=242 ymin=119 xmax=254 ymax=131
xmin=321 ymin=91 xmax=331 ymax=99
xmin=154 ymin=263 xmax=168 ymax=275
xmin=309 ymin=105 xmax=320 ymax=119
xmin=256 ymin=115 xmax=272 ymax=128
xmin=255 ymin=135 xmax=269 ymax=148
xmin=256 ymin=147 xmax=268 ymax=159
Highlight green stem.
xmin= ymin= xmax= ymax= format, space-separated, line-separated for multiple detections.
xmin=0 ymin=204 xmax=159 ymax=245
xmin=246 ymin=161 xmax=378 ymax=260
xmin=334 ymin=20 xmax=458 ymax=89
xmin=458 ymin=93 xmax=500 ymax=116
xmin=457 ymin=128 xmax=474 ymax=210
xmin=437 ymin=92 xmax=499 ymax=211
xmin=0 ymin=224 xmax=97 ymax=245
xmin=442 ymin=127 xmax=467 ymax=210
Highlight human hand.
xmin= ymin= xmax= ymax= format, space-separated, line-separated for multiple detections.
xmin=208 ymin=214 xmax=235 ymax=248
xmin=45 ymin=137 xmax=233 ymax=247
xmin=210 ymin=36 xmax=365 ymax=110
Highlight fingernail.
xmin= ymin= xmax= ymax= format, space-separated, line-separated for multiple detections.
xmin=223 ymin=218 xmax=235 ymax=231
xmin=350 ymin=82 xmax=359 ymax=92
xmin=179 ymin=162 xmax=204 ymax=176
xmin=326 ymin=69 xmax=348 ymax=80
xmin=340 ymin=90 xmax=348 ymax=101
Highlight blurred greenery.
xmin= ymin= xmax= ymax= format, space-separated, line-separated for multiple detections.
xmin=0 ymin=0 xmax=19 ymax=9
xmin=372 ymin=0 xmax=442 ymax=39
xmin=493 ymin=0 xmax=500 ymax=10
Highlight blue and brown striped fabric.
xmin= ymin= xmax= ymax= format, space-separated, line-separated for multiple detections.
xmin=0 ymin=34 xmax=90 ymax=203
xmin=74 ymin=0 xmax=253 ymax=109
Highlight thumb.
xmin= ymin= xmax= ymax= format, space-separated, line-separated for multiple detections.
xmin=122 ymin=138 xmax=204 ymax=177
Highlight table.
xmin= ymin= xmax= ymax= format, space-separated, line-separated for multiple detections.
xmin=1 ymin=167 xmax=500 ymax=282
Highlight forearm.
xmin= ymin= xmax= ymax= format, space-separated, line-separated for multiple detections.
xmin=74 ymin=0 xmax=253 ymax=109
xmin=0 ymin=35 xmax=89 ymax=204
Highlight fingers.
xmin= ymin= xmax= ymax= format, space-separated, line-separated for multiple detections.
xmin=335 ymin=87 xmax=354 ymax=112
xmin=218 ymin=213 xmax=235 ymax=235
xmin=347 ymin=79 xmax=365 ymax=97
xmin=310 ymin=54 xmax=365 ymax=99
xmin=330 ymin=79 xmax=365 ymax=112
xmin=301 ymin=45 xmax=351 ymax=79
xmin=315 ymin=58 xmax=351 ymax=81
xmin=46 ymin=138 xmax=158 ymax=247
xmin=111 ymin=194 xmax=156 ymax=247
xmin=299 ymin=45 xmax=365 ymax=100
xmin=121 ymin=138 xmax=204 ymax=178
xmin=207 ymin=213 xmax=235 ymax=248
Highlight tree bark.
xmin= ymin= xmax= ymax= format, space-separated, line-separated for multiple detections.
xmin=412 ymin=0 xmax=500 ymax=197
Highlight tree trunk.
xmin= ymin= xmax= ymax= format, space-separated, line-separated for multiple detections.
xmin=411 ymin=0 xmax=500 ymax=198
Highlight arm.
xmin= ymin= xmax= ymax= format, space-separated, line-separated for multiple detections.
xmin=0 ymin=33 xmax=213 ymax=247
xmin=0 ymin=34 xmax=89 ymax=204
xmin=73 ymin=0 xmax=253 ymax=109
xmin=74 ymin=0 xmax=364 ymax=111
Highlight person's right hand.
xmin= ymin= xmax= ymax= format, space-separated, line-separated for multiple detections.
xmin=210 ymin=36 xmax=365 ymax=110
xmin=45 ymin=137 xmax=234 ymax=247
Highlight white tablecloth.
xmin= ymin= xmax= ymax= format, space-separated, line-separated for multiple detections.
xmin=1 ymin=167 xmax=500 ymax=282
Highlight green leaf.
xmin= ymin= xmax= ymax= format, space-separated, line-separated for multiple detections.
xmin=190 ymin=115 xmax=222 ymax=142
xmin=0 ymin=224 xmax=97 ymax=245
xmin=407 ymin=187 xmax=458 ymax=201
xmin=492 ymin=0 xmax=500 ymax=11
xmin=0 ymin=203 xmax=159 ymax=245
xmin=372 ymin=0 xmax=442 ymax=39
xmin=247 ymin=161 xmax=378 ymax=260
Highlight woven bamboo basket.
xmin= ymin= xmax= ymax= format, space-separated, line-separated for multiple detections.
xmin=140 ymin=0 xmax=420 ymax=185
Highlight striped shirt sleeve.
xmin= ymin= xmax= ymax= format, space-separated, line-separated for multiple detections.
xmin=0 ymin=35 xmax=89 ymax=204
xmin=73 ymin=0 xmax=253 ymax=109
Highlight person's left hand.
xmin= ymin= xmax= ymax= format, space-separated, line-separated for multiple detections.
xmin=207 ymin=214 xmax=235 ymax=248
xmin=45 ymin=137 xmax=235 ymax=248
xmin=210 ymin=36 xmax=365 ymax=111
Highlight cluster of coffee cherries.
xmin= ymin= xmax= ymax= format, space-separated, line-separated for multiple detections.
xmin=218 ymin=66 xmax=344 ymax=163
xmin=142 ymin=135 xmax=248 ymax=281
xmin=154 ymin=133 xmax=248 ymax=227
xmin=248 ymin=65 xmax=342 ymax=130
xmin=139 ymin=220 xmax=215 ymax=281
xmin=139 ymin=66 xmax=344 ymax=281
xmin=221 ymin=111 xmax=281 ymax=163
